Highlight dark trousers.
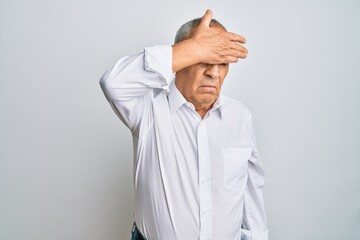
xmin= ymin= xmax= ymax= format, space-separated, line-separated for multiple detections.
xmin=131 ymin=223 xmax=146 ymax=240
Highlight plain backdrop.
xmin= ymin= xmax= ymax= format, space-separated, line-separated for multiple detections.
xmin=1 ymin=0 xmax=359 ymax=239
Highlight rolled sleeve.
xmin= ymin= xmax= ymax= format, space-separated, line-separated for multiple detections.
xmin=144 ymin=45 xmax=175 ymax=92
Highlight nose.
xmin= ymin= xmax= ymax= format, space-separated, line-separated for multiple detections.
xmin=204 ymin=64 xmax=220 ymax=79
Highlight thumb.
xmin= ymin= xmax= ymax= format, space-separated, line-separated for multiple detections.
xmin=200 ymin=9 xmax=213 ymax=27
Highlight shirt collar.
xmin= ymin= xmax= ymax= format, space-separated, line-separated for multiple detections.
xmin=168 ymin=80 xmax=223 ymax=119
xmin=210 ymin=95 xmax=223 ymax=119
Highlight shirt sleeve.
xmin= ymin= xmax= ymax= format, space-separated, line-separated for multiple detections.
xmin=99 ymin=45 xmax=175 ymax=137
xmin=241 ymin=113 xmax=269 ymax=240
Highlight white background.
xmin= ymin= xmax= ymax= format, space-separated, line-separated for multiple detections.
xmin=1 ymin=0 xmax=359 ymax=239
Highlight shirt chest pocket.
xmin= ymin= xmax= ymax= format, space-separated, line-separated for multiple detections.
xmin=222 ymin=147 xmax=252 ymax=192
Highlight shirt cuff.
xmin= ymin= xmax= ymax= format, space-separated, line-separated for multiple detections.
xmin=144 ymin=45 xmax=175 ymax=92
xmin=241 ymin=229 xmax=269 ymax=240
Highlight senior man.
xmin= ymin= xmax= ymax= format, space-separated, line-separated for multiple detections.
xmin=100 ymin=10 xmax=268 ymax=240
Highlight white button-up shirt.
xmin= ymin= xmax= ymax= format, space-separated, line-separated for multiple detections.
xmin=100 ymin=45 xmax=268 ymax=240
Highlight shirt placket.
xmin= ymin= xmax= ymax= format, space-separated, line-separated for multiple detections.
xmin=197 ymin=120 xmax=212 ymax=240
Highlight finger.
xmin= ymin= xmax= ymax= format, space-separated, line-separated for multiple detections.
xmin=200 ymin=9 xmax=213 ymax=27
xmin=230 ymin=42 xmax=248 ymax=53
xmin=223 ymin=56 xmax=239 ymax=64
xmin=225 ymin=49 xmax=248 ymax=59
xmin=227 ymin=32 xmax=246 ymax=44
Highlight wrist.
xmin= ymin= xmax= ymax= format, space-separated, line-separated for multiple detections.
xmin=172 ymin=39 xmax=201 ymax=72
xmin=189 ymin=38 xmax=204 ymax=63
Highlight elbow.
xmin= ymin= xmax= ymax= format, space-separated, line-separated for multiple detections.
xmin=99 ymin=69 xmax=111 ymax=90
xmin=99 ymin=69 xmax=115 ymax=102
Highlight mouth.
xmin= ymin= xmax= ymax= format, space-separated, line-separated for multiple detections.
xmin=198 ymin=85 xmax=217 ymax=93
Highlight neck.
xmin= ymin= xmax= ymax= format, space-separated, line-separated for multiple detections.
xmin=194 ymin=103 xmax=213 ymax=119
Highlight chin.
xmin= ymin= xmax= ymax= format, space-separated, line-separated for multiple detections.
xmin=197 ymin=95 xmax=217 ymax=105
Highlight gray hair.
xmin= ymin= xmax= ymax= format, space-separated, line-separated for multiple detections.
xmin=174 ymin=17 xmax=226 ymax=44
